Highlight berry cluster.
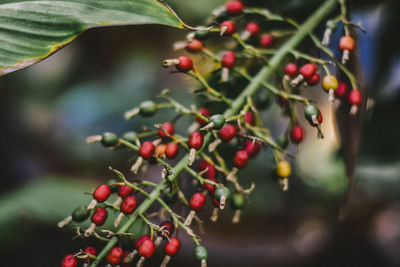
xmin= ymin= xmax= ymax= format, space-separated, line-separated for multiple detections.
xmin=59 ymin=0 xmax=361 ymax=266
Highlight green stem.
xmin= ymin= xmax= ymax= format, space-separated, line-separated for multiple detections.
xmin=89 ymin=1 xmax=337 ymax=265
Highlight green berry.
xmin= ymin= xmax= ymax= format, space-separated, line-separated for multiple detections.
xmin=277 ymin=136 xmax=289 ymax=150
xmin=231 ymin=192 xmax=245 ymax=210
xmin=193 ymin=245 xmax=208 ymax=262
xmin=304 ymin=105 xmax=319 ymax=123
xmin=162 ymin=191 xmax=177 ymax=204
xmin=209 ymin=114 xmax=225 ymax=130
xmin=122 ymin=131 xmax=138 ymax=143
xmin=106 ymin=179 xmax=119 ymax=193
xmin=194 ymin=27 xmax=211 ymax=41
xmin=139 ymin=100 xmax=157 ymax=117
xmin=72 ymin=206 xmax=90 ymax=222
xmin=101 ymin=132 xmax=118 ymax=147
xmin=214 ymin=186 xmax=230 ymax=203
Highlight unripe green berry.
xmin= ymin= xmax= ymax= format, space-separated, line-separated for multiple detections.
xmin=101 ymin=132 xmax=118 ymax=147
xmin=215 ymin=186 xmax=230 ymax=203
xmin=122 ymin=131 xmax=138 ymax=143
xmin=304 ymin=105 xmax=320 ymax=123
xmin=72 ymin=206 xmax=90 ymax=222
xmin=231 ymin=192 xmax=245 ymax=210
xmin=194 ymin=28 xmax=211 ymax=41
xmin=193 ymin=245 xmax=208 ymax=262
xmin=162 ymin=191 xmax=177 ymax=204
xmin=277 ymin=136 xmax=289 ymax=150
xmin=106 ymin=179 xmax=119 ymax=193
xmin=139 ymin=101 xmax=157 ymax=117
xmin=209 ymin=114 xmax=225 ymax=130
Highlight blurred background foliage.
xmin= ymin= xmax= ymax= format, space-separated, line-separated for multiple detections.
xmin=0 ymin=0 xmax=399 ymax=266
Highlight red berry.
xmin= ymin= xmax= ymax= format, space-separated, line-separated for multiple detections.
xmin=245 ymin=141 xmax=261 ymax=158
xmin=91 ymin=207 xmax=108 ymax=226
xmin=219 ymin=124 xmax=236 ymax=142
xmin=159 ymin=221 xmax=175 ymax=238
xmin=175 ymin=56 xmax=193 ymax=72
xmin=188 ymin=132 xmax=204 ymax=150
xmin=290 ymin=125 xmax=304 ymax=144
xmin=348 ymin=90 xmax=362 ymax=106
xmin=260 ymin=34 xmax=274 ymax=48
xmin=190 ymin=193 xmax=206 ymax=211
xmin=84 ymin=246 xmax=97 ymax=263
xmin=185 ymin=39 xmax=203 ymax=53
xmin=158 ymin=122 xmax=175 ymax=138
xmin=221 ymin=50 xmax=236 ymax=69
xmin=285 ymin=63 xmax=298 ymax=77
xmin=118 ymin=185 xmax=134 ymax=198
xmin=226 ymin=0 xmax=244 ymax=16
xmin=106 ymin=247 xmax=123 ymax=265
xmin=135 ymin=235 xmax=151 ymax=249
xmin=203 ymin=176 xmax=217 ymax=192
xmin=278 ymin=96 xmax=288 ymax=107
xmin=233 ymin=150 xmax=249 ymax=168
xmin=197 ymin=159 xmax=216 ymax=179
xmin=339 ymin=36 xmax=355 ymax=51
xmin=196 ymin=108 xmax=211 ymax=125
xmin=138 ymin=239 xmax=156 ymax=259
xmin=336 ymin=82 xmax=348 ymax=98
xmin=220 ymin=20 xmax=236 ymax=35
xmin=165 ymin=143 xmax=179 ymax=159
xmin=307 ymin=73 xmax=320 ymax=86
xmin=93 ymin=184 xmax=111 ymax=203
xmin=139 ymin=141 xmax=155 ymax=159
xmin=299 ymin=63 xmax=317 ymax=79
xmin=164 ymin=237 xmax=181 ymax=256
xmin=61 ymin=254 xmax=77 ymax=267
xmin=245 ymin=112 xmax=255 ymax=126
xmin=120 ymin=196 xmax=137 ymax=215
xmin=245 ymin=22 xmax=260 ymax=36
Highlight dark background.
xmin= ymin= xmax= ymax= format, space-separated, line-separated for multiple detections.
xmin=0 ymin=0 xmax=399 ymax=266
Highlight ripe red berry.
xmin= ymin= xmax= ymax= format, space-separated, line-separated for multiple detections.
xmin=299 ymin=63 xmax=317 ymax=79
xmin=188 ymin=132 xmax=204 ymax=150
xmin=107 ymin=247 xmax=123 ymax=265
xmin=290 ymin=125 xmax=304 ymax=144
xmin=245 ymin=112 xmax=255 ymax=126
xmin=175 ymin=56 xmax=193 ymax=72
xmin=185 ymin=39 xmax=203 ymax=53
xmin=118 ymin=185 xmax=134 ymax=198
xmin=120 ymin=196 xmax=137 ymax=215
xmin=336 ymin=82 xmax=348 ymax=98
xmin=197 ymin=159 xmax=216 ymax=179
xmin=245 ymin=141 xmax=261 ymax=158
xmin=226 ymin=0 xmax=244 ymax=16
xmin=139 ymin=141 xmax=155 ymax=159
xmin=138 ymin=239 xmax=156 ymax=259
xmin=190 ymin=193 xmax=206 ymax=211
xmin=221 ymin=50 xmax=236 ymax=69
xmin=91 ymin=207 xmax=108 ymax=226
xmin=317 ymin=109 xmax=323 ymax=123
xmin=196 ymin=108 xmax=211 ymax=125
xmin=135 ymin=235 xmax=151 ymax=249
xmin=285 ymin=63 xmax=298 ymax=77
xmin=220 ymin=20 xmax=236 ymax=35
xmin=159 ymin=221 xmax=175 ymax=239
xmin=348 ymin=90 xmax=362 ymax=105
xmin=61 ymin=254 xmax=77 ymax=267
xmin=84 ymin=246 xmax=97 ymax=263
xmin=93 ymin=184 xmax=111 ymax=203
xmin=339 ymin=36 xmax=355 ymax=51
xmin=158 ymin=122 xmax=175 ymax=138
xmin=260 ymin=34 xmax=274 ymax=48
xmin=307 ymin=72 xmax=320 ymax=86
xmin=233 ymin=150 xmax=249 ymax=168
xmin=245 ymin=22 xmax=260 ymax=36
xmin=164 ymin=237 xmax=181 ymax=256
xmin=219 ymin=124 xmax=236 ymax=142
xmin=165 ymin=143 xmax=179 ymax=158
xmin=278 ymin=96 xmax=288 ymax=107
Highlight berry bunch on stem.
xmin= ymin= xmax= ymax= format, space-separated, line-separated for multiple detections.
xmin=59 ymin=0 xmax=362 ymax=266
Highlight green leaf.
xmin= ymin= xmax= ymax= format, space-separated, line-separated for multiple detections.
xmin=0 ymin=0 xmax=186 ymax=76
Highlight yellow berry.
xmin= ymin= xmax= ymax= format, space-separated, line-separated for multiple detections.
xmin=322 ymin=75 xmax=338 ymax=91
xmin=276 ymin=160 xmax=291 ymax=178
